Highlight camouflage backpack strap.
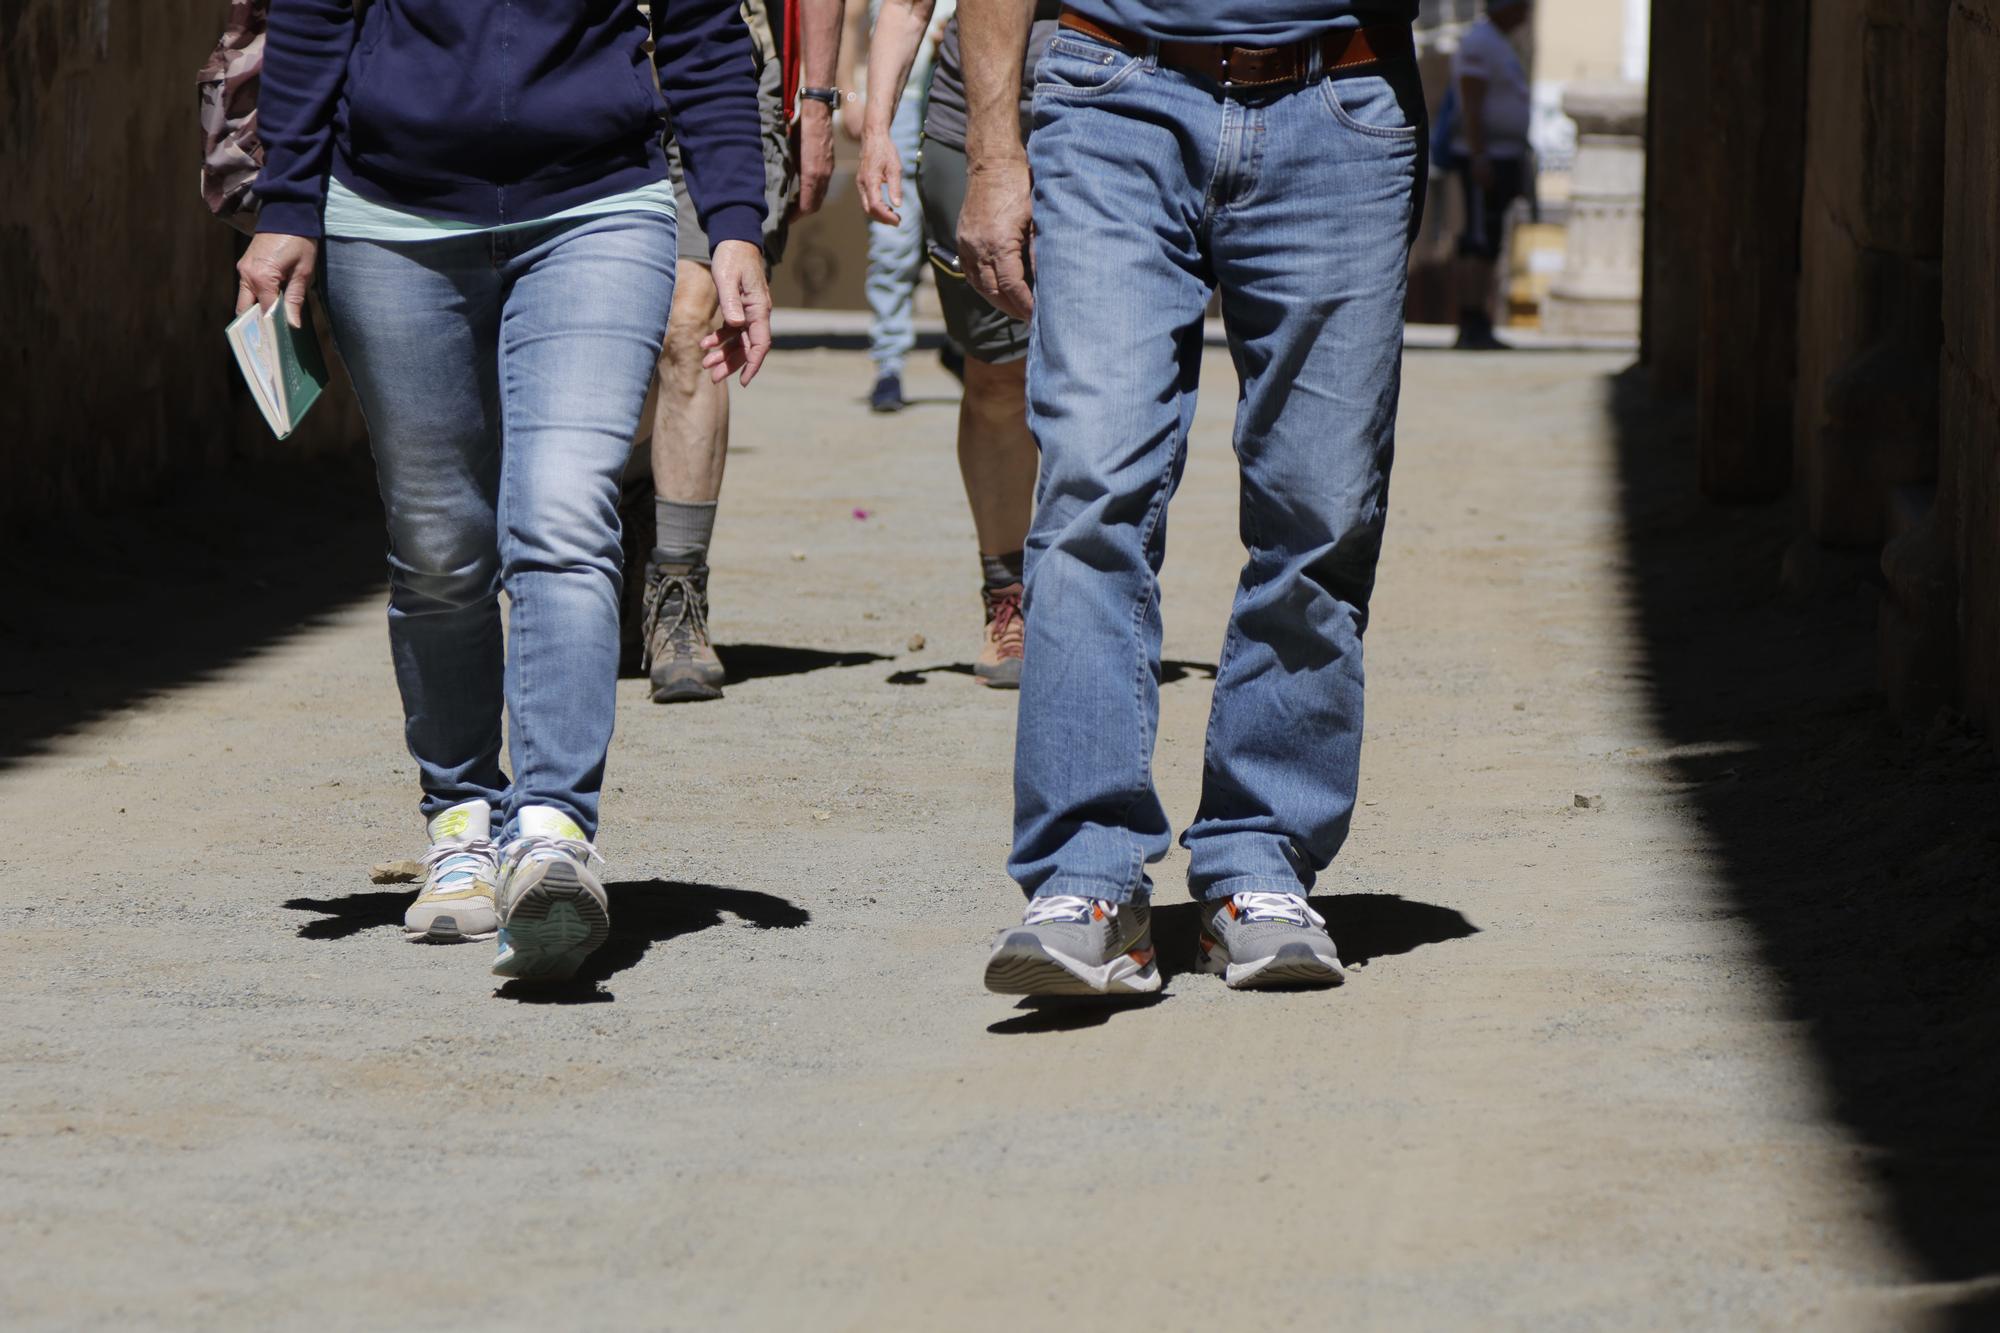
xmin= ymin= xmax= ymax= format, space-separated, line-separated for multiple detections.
xmin=197 ymin=0 xmax=268 ymax=232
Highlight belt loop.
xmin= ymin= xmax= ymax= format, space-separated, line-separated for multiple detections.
xmin=1144 ymin=35 xmax=1159 ymax=71
xmin=1305 ymin=34 xmax=1324 ymax=83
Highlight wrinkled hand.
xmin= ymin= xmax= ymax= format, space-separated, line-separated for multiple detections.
xmin=793 ymin=102 xmax=836 ymax=219
xmin=856 ymin=126 xmax=906 ymax=227
xmin=958 ymin=153 xmax=1034 ymax=322
xmin=236 ymin=232 xmax=318 ymax=328
xmin=700 ymin=239 xmax=774 ymax=386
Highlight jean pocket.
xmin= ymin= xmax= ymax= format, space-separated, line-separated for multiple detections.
xmin=1033 ymin=35 xmax=1145 ymax=99
xmin=1320 ymin=62 xmax=1425 ymax=138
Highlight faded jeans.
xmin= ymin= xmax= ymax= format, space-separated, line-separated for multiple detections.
xmin=323 ymin=210 xmax=677 ymax=842
xmin=1009 ymin=30 xmax=1426 ymax=903
xmin=865 ymin=94 xmax=927 ymax=377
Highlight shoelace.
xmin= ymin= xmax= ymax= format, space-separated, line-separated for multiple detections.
xmin=641 ymin=570 xmax=709 ymax=669
xmin=422 ymin=836 xmax=496 ymax=891
xmin=984 ymin=587 xmax=1025 ymax=660
xmin=1022 ymin=894 xmax=1111 ymax=926
xmin=503 ymin=833 xmax=606 ymax=871
xmin=1230 ymin=891 xmax=1326 ymax=927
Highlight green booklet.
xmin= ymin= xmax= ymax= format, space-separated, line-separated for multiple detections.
xmin=225 ymin=298 xmax=328 ymax=439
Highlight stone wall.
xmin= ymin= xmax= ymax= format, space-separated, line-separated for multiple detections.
xmin=1940 ymin=0 xmax=2000 ymax=734
xmin=0 ymin=1 xmax=363 ymax=523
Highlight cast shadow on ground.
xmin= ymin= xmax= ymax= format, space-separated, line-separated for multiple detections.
xmin=889 ymin=659 xmax=1218 ymax=687
xmin=1604 ymin=366 xmax=2000 ymax=1326
xmin=987 ymin=893 xmax=1476 ymax=1035
xmin=717 ymin=643 xmax=891 ymax=682
xmin=0 ymin=456 xmax=388 ymax=770
xmin=283 ymin=880 xmax=809 ymax=1005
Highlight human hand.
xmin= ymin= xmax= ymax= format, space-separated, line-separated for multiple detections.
xmin=856 ymin=127 xmax=906 ymax=227
xmin=958 ymin=153 xmax=1034 ymax=321
xmin=235 ymin=232 xmax=318 ymax=328
xmin=700 ymin=239 xmax=774 ymax=386
xmin=795 ymin=101 xmax=836 ymax=218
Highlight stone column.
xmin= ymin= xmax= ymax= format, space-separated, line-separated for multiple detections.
xmin=1543 ymin=83 xmax=1646 ymax=339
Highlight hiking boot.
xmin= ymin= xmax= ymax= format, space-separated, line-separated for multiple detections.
xmin=1197 ymin=891 xmax=1345 ymax=989
xmin=984 ymin=895 xmax=1161 ymax=996
xmin=976 ymin=582 xmax=1025 ymax=689
xmin=870 ymin=370 xmax=906 ymax=413
xmin=492 ymin=806 xmax=610 ymax=982
xmin=405 ymin=799 xmax=499 ymax=942
xmin=642 ymin=556 xmax=725 ymax=703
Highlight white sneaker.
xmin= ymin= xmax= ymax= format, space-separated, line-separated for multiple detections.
xmin=404 ymin=800 xmax=499 ymax=942
xmin=492 ymin=806 xmax=610 ymax=981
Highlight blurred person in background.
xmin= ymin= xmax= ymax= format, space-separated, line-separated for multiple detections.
xmin=236 ymin=0 xmax=772 ymax=981
xmin=856 ymin=0 xmax=957 ymax=413
xmin=635 ymin=0 xmax=846 ymax=705
xmin=1450 ymin=0 xmax=1532 ymax=350
xmin=857 ymin=0 xmax=1062 ymax=688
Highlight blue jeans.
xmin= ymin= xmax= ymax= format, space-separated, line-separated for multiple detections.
xmin=322 ymin=211 xmax=677 ymax=842
xmin=865 ymin=95 xmax=927 ymax=377
xmin=1010 ymin=32 xmax=1425 ymax=904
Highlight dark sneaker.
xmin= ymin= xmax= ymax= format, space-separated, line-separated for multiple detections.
xmin=984 ymin=895 xmax=1161 ymax=996
xmin=975 ymin=582 xmax=1025 ymax=689
xmin=870 ymin=371 xmax=906 ymax=413
xmin=1197 ymin=891 xmax=1345 ymax=989
xmin=1454 ymin=322 xmax=1507 ymax=351
xmin=642 ymin=556 xmax=725 ymax=703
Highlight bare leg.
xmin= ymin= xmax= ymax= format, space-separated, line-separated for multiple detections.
xmin=651 ymin=260 xmax=728 ymax=502
xmin=958 ymin=356 xmax=1037 ymax=558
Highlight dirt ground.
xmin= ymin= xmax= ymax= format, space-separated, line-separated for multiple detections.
xmin=2 ymin=346 xmax=1994 ymax=1330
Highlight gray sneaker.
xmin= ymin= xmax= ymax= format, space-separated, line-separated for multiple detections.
xmin=492 ymin=807 xmax=610 ymax=982
xmin=642 ymin=557 xmax=725 ymax=703
xmin=983 ymin=895 xmax=1161 ymax=996
xmin=1197 ymin=891 xmax=1345 ymax=989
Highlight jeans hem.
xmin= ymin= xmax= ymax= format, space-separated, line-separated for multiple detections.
xmin=1191 ymin=873 xmax=1308 ymax=904
xmin=1026 ymin=876 xmax=1148 ymax=906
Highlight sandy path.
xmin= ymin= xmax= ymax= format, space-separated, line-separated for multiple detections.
xmin=0 ymin=348 xmax=1932 ymax=1329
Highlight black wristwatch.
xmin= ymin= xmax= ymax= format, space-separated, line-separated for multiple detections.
xmin=798 ymin=86 xmax=842 ymax=109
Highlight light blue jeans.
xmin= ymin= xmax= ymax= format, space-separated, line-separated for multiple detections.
xmin=1010 ymin=31 xmax=1426 ymax=904
xmin=322 ymin=211 xmax=678 ymax=843
xmin=865 ymin=95 xmax=927 ymax=377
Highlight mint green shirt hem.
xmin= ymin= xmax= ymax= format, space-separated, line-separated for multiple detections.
xmin=323 ymin=177 xmax=677 ymax=243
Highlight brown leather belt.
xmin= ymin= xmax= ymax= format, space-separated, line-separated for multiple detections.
xmin=1058 ymin=7 xmax=1412 ymax=90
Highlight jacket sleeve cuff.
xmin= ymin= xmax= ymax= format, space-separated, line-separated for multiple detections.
xmin=256 ymin=200 xmax=325 ymax=240
xmin=699 ymin=204 xmax=766 ymax=253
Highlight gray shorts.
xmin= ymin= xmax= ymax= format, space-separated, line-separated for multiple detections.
xmin=915 ymin=137 xmax=1030 ymax=365
xmin=666 ymin=0 xmax=796 ymax=267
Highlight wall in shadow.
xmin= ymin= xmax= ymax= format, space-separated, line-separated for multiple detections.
xmin=1605 ymin=367 xmax=2000 ymax=1324
xmin=0 ymin=455 xmax=389 ymax=769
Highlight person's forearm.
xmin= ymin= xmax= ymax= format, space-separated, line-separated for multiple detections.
xmin=255 ymin=0 xmax=357 ymax=237
xmin=864 ymin=0 xmax=937 ymax=139
xmin=960 ymin=0 xmax=1034 ymax=167
xmin=801 ymin=0 xmax=845 ymax=96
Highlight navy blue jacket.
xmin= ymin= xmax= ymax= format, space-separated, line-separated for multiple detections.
xmin=255 ymin=0 xmax=766 ymax=248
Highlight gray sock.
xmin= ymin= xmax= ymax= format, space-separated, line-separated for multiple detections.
xmin=654 ymin=498 xmax=718 ymax=567
xmin=981 ymin=550 xmax=1025 ymax=591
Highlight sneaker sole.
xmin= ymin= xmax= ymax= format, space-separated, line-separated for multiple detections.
xmin=984 ymin=937 xmax=1161 ymax=997
xmin=1199 ymin=943 xmax=1346 ymax=990
xmin=404 ymin=916 xmax=497 ymax=944
xmin=492 ymin=862 xmax=610 ymax=982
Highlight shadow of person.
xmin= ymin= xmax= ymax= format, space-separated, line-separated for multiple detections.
xmin=1149 ymin=892 xmax=1479 ymax=979
xmin=285 ymin=879 xmax=810 ymax=1005
xmin=987 ymin=994 xmax=1168 ymax=1035
xmin=888 ymin=658 xmax=1218 ymax=687
xmin=715 ymin=644 xmax=890 ymax=683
